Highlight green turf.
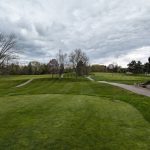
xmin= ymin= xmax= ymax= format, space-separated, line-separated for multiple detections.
xmin=91 ymin=72 xmax=150 ymax=84
xmin=0 ymin=75 xmax=150 ymax=149
xmin=0 ymin=94 xmax=150 ymax=150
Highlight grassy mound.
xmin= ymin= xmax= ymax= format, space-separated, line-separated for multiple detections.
xmin=0 ymin=94 xmax=150 ymax=150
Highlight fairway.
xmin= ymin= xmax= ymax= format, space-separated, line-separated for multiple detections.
xmin=0 ymin=75 xmax=150 ymax=150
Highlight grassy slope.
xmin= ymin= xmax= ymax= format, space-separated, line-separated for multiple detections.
xmin=0 ymin=94 xmax=150 ymax=150
xmin=91 ymin=72 xmax=150 ymax=84
xmin=0 ymin=75 xmax=150 ymax=149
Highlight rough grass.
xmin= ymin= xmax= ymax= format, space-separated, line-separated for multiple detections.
xmin=0 ymin=75 xmax=150 ymax=149
xmin=91 ymin=72 xmax=150 ymax=84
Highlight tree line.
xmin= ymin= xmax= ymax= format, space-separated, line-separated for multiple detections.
xmin=90 ymin=64 xmax=125 ymax=73
xmin=0 ymin=34 xmax=89 ymax=77
xmin=90 ymin=58 xmax=150 ymax=74
xmin=127 ymin=58 xmax=150 ymax=74
xmin=0 ymin=49 xmax=90 ymax=78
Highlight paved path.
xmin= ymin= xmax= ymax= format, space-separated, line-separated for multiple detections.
xmin=86 ymin=76 xmax=95 ymax=81
xmin=98 ymin=81 xmax=150 ymax=97
xmin=16 ymin=79 xmax=33 ymax=88
xmin=86 ymin=76 xmax=150 ymax=97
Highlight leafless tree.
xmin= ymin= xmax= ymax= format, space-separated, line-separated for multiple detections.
xmin=0 ymin=33 xmax=17 ymax=68
xmin=69 ymin=49 xmax=89 ymax=78
xmin=57 ymin=50 xmax=67 ymax=78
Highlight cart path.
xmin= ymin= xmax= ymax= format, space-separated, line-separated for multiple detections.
xmin=98 ymin=81 xmax=150 ymax=97
xmin=16 ymin=79 xmax=33 ymax=88
xmin=86 ymin=76 xmax=150 ymax=97
xmin=86 ymin=76 xmax=95 ymax=81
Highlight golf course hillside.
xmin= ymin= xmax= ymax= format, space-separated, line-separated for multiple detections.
xmin=0 ymin=75 xmax=150 ymax=150
xmin=1 ymin=0 xmax=150 ymax=149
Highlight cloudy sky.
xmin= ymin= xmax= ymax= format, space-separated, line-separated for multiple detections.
xmin=0 ymin=0 xmax=150 ymax=67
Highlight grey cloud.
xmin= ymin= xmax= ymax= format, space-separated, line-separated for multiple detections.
xmin=0 ymin=0 xmax=150 ymax=66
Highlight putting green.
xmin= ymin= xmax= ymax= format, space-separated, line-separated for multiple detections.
xmin=0 ymin=94 xmax=149 ymax=150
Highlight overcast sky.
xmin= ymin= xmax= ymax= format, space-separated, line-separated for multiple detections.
xmin=0 ymin=0 xmax=150 ymax=67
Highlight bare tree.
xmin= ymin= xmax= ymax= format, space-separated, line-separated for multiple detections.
xmin=0 ymin=33 xmax=17 ymax=68
xmin=69 ymin=49 xmax=89 ymax=78
xmin=57 ymin=50 xmax=67 ymax=78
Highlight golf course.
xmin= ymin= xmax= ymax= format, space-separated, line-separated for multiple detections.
xmin=0 ymin=73 xmax=150 ymax=150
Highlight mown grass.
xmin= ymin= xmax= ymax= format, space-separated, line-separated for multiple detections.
xmin=5 ymin=78 xmax=150 ymax=122
xmin=0 ymin=94 xmax=150 ymax=150
xmin=91 ymin=72 xmax=150 ymax=84
xmin=0 ymin=75 xmax=150 ymax=149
